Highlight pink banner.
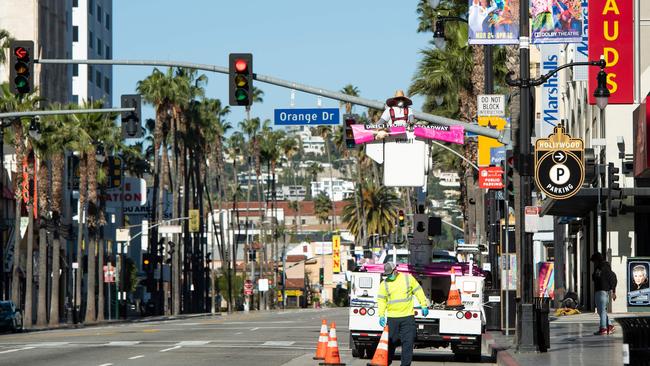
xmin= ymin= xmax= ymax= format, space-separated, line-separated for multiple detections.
xmin=351 ymin=124 xmax=406 ymax=144
xmin=414 ymin=125 xmax=464 ymax=144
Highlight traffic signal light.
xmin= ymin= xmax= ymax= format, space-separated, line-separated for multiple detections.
xmin=343 ymin=114 xmax=358 ymax=148
xmin=319 ymin=267 xmax=324 ymax=286
xmin=398 ymin=210 xmax=405 ymax=227
xmin=10 ymin=40 xmax=34 ymax=95
xmin=607 ymin=162 xmax=623 ymax=216
xmin=229 ymin=53 xmax=253 ymax=107
xmin=143 ymin=253 xmax=153 ymax=272
xmin=189 ymin=209 xmax=200 ymax=232
xmin=121 ymin=94 xmax=143 ymax=138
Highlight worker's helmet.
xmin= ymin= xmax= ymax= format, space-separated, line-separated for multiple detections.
xmin=383 ymin=262 xmax=396 ymax=276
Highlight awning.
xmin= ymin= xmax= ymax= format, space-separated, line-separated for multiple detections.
xmin=541 ymin=188 xmax=599 ymax=217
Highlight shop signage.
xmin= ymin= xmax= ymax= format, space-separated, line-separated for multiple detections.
xmin=332 ymin=235 xmax=341 ymax=274
xmin=479 ymin=166 xmax=504 ymax=189
xmin=534 ymin=125 xmax=585 ymax=200
xmin=627 ymin=258 xmax=650 ymax=307
xmin=588 ymin=0 xmax=634 ymax=104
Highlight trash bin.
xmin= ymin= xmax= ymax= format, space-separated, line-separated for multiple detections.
xmin=617 ymin=316 xmax=650 ymax=366
xmin=533 ymin=297 xmax=550 ymax=352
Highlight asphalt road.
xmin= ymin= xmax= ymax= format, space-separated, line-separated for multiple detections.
xmin=0 ymin=308 xmax=494 ymax=365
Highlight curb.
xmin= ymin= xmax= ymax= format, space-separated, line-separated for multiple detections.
xmin=483 ymin=333 xmax=520 ymax=366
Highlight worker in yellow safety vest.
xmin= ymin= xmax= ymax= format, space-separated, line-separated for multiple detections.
xmin=377 ymin=262 xmax=430 ymax=366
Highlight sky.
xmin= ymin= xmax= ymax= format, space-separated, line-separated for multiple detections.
xmin=112 ymin=1 xmax=432 ymax=132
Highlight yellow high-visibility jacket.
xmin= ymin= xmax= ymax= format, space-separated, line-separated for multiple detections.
xmin=377 ymin=272 xmax=429 ymax=318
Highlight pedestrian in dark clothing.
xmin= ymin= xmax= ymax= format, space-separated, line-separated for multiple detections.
xmin=591 ymin=252 xmax=617 ymax=335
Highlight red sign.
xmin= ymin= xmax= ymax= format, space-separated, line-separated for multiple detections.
xmin=103 ymin=264 xmax=115 ymax=283
xmin=589 ymin=0 xmax=634 ymax=104
xmin=244 ymin=280 xmax=253 ymax=295
xmin=478 ymin=167 xmax=504 ymax=189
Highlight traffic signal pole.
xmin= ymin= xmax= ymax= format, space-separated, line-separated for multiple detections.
xmin=35 ymin=58 xmax=509 ymax=144
xmin=0 ymin=107 xmax=135 ymax=120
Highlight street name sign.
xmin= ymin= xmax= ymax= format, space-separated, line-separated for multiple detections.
xmin=274 ymin=108 xmax=339 ymax=125
xmin=477 ymin=94 xmax=506 ymax=117
xmin=534 ymin=126 xmax=584 ymax=200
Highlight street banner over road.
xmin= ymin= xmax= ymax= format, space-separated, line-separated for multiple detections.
xmin=467 ymin=0 xmax=519 ymax=45
xmin=588 ymin=0 xmax=634 ymax=104
xmin=531 ymin=0 xmax=583 ymax=44
xmin=274 ymin=108 xmax=339 ymax=125
xmin=534 ymin=125 xmax=585 ymax=200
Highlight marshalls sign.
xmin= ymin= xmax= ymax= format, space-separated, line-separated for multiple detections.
xmin=477 ymin=94 xmax=505 ymax=117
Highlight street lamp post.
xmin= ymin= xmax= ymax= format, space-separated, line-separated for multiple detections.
xmin=505 ymin=36 xmax=609 ymax=350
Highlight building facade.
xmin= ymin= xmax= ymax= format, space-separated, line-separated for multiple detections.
xmin=71 ymin=0 xmax=112 ymax=105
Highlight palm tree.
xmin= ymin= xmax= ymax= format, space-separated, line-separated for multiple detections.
xmin=280 ymin=136 xmax=301 ymax=235
xmin=0 ymin=84 xmax=41 ymax=326
xmin=313 ymin=126 xmax=336 ymax=230
xmin=225 ymin=131 xmax=245 ymax=312
xmin=341 ymin=181 xmax=401 ymax=246
xmin=306 ymin=162 xmax=324 ymax=196
xmin=314 ymin=193 xmax=333 ymax=225
xmin=339 ymin=84 xmax=360 ymax=115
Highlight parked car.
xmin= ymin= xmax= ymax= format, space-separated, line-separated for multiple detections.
xmin=0 ymin=300 xmax=23 ymax=333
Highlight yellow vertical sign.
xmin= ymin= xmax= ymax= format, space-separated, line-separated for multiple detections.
xmin=189 ymin=209 xmax=199 ymax=233
xmin=477 ymin=116 xmax=507 ymax=166
xmin=332 ymin=235 xmax=341 ymax=273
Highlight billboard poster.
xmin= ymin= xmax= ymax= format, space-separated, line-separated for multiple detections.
xmin=628 ymin=258 xmax=650 ymax=307
xmin=588 ymin=0 xmax=634 ymax=105
xmin=537 ymin=262 xmax=555 ymax=298
xmin=531 ymin=0 xmax=583 ymax=44
xmin=468 ymin=0 xmax=519 ymax=45
xmin=569 ymin=0 xmax=589 ymax=81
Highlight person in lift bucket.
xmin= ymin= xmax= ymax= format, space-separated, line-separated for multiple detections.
xmin=373 ymin=90 xmax=415 ymax=140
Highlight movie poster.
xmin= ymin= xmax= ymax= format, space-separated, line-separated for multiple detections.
xmin=537 ymin=262 xmax=555 ymax=298
xmin=628 ymin=259 xmax=650 ymax=307
xmin=531 ymin=0 xmax=583 ymax=43
xmin=468 ymin=0 xmax=519 ymax=45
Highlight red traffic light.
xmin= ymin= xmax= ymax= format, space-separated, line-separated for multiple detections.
xmin=14 ymin=47 xmax=28 ymax=60
xmin=234 ymin=59 xmax=248 ymax=73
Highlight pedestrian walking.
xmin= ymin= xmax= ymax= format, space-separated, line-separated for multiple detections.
xmin=377 ymin=262 xmax=430 ymax=366
xmin=590 ymin=252 xmax=618 ymax=335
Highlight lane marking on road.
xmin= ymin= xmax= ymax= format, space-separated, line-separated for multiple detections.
xmin=250 ymin=327 xmax=259 ymax=331
xmin=98 ymin=363 xmax=113 ymax=366
xmin=235 ymin=332 xmax=242 ymax=335
xmin=128 ymin=355 xmax=145 ymax=360
xmin=178 ymin=322 xmax=201 ymax=326
xmin=107 ymin=341 xmax=140 ymax=346
xmin=176 ymin=341 xmax=210 ymax=346
xmin=24 ymin=342 xmax=69 ymax=347
xmin=159 ymin=346 xmax=181 ymax=353
xmin=142 ymin=329 xmax=160 ymax=333
xmin=0 ymin=347 xmax=35 ymax=354
xmin=262 ymin=341 xmax=295 ymax=346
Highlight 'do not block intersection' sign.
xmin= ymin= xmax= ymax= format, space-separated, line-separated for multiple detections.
xmin=534 ymin=126 xmax=585 ymax=200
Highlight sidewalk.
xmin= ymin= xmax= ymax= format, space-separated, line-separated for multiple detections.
xmin=485 ymin=312 xmax=628 ymax=366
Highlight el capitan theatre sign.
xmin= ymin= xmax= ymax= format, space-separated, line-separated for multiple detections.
xmin=588 ymin=0 xmax=634 ymax=104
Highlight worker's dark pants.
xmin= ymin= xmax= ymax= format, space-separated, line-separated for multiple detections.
xmin=387 ymin=315 xmax=416 ymax=366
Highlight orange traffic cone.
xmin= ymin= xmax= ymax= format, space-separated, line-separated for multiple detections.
xmin=313 ymin=319 xmax=329 ymax=360
xmin=367 ymin=325 xmax=390 ymax=366
xmin=319 ymin=322 xmax=345 ymax=366
xmin=447 ymin=267 xmax=462 ymax=307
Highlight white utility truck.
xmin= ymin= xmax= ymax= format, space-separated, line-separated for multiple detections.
xmin=349 ymin=257 xmax=485 ymax=362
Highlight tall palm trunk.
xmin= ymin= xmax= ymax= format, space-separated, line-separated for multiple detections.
xmin=49 ymin=153 xmax=64 ymax=326
xmin=170 ymin=115 xmax=180 ymax=316
xmin=75 ymin=155 xmax=88 ymax=319
xmin=84 ymin=155 xmax=98 ymax=323
xmin=11 ymin=123 xmax=24 ymax=306
xmin=36 ymin=159 xmax=48 ymax=327
xmin=324 ymin=140 xmax=335 ymax=231
xmin=96 ymin=238 xmax=104 ymax=321
xmin=25 ymin=205 xmax=34 ymax=328
xmin=25 ymin=152 xmax=36 ymax=328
